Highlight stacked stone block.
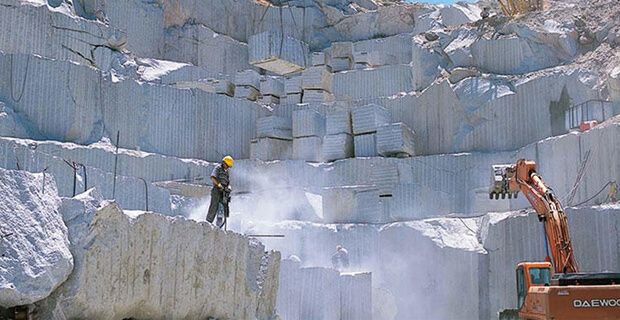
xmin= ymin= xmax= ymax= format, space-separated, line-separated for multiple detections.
xmin=292 ymin=109 xmax=326 ymax=162
xmin=284 ymin=76 xmax=303 ymax=104
xmin=376 ymin=122 xmax=416 ymax=157
xmin=351 ymin=104 xmax=391 ymax=158
xmin=251 ymin=116 xmax=293 ymax=160
xmin=323 ymin=109 xmax=354 ymax=161
xmin=302 ymin=65 xmax=334 ymax=103
xmin=311 ymin=51 xmax=331 ymax=68
xmin=329 ymin=42 xmax=354 ymax=72
xmin=259 ymin=76 xmax=285 ymax=105
xmin=234 ymin=69 xmax=261 ymax=101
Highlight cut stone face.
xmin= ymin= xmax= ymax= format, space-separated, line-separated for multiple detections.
xmin=376 ymin=122 xmax=416 ymax=157
xmin=256 ymin=116 xmax=293 ymax=140
xmin=322 ymin=133 xmax=354 ymax=161
xmin=276 ymin=258 xmax=372 ymax=320
xmin=293 ymin=136 xmax=323 ymax=162
xmin=326 ymin=110 xmax=353 ymax=135
xmin=285 ymin=76 xmax=303 ymax=94
xmin=293 ymin=109 xmax=326 ymax=138
xmin=354 ymin=133 xmax=377 ymax=157
xmin=260 ymin=76 xmax=285 ymax=97
xmin=250 ymin=137 xmax=293 ymax=161
xmin=35 ymin=200 xmax=280 ymax=319
xmin=351 ymin=104 xmax=391 ymax=135
xmin=235 ymin=69 xmax=262 ymax=89
xmin=332 ymin=65 xmax=412 ymax=101
xmin=302 ymin=66 xmax=334 ymax=92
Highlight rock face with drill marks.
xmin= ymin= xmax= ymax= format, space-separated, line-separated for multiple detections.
xmin=0 ymin=0 xmax=620 ymax=318
xmin=36 ymin=196 xmax=280 ymax=320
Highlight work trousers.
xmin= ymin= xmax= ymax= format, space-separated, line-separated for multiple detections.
xmin=206 ymin=187 xmax=223 ymax=223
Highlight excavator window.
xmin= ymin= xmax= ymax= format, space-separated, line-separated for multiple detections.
xmin=529 ymin=267 xmax=551 ymax=285
xmin=517 ymin=266 xmax=526 ymax=308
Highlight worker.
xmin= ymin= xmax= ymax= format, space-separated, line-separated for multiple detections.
xmin=331 ymin=245 xmax=350 ymax=271
xmin=480 ymin=7 xmax=490 ymax=19
xmin=206 ymin=156 xmax=234 ymax=224
xmin=609 ymin=181 xmax=618 ymax=203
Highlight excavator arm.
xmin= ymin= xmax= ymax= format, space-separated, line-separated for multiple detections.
xmin=490 ymin=159 xmax=579 ymax=274
xmin=497 ymin=0 xmax=545 ymax=16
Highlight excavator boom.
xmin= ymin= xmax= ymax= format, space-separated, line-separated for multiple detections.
xmin=490 ymin=159 xmax=578 ymax=274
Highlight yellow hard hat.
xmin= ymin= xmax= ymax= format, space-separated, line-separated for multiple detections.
xmin=222 ymin=155 xmax=234 ymax=167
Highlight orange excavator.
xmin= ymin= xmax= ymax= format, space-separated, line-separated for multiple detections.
xmin=490 ymin=159 xmax=620 ymax=320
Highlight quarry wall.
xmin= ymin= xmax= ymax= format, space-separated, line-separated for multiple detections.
xmin=1 ymin=0 xmax=619 ymax=319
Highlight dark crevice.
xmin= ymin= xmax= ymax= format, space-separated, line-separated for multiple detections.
xmin=51 ymin=25 xmax=106 ymax=40
xmin=62 ymin=44 xmax=96 ymax=66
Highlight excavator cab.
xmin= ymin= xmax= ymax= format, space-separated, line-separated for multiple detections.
xmin=516 ymin=262 xmax=553 ymax=308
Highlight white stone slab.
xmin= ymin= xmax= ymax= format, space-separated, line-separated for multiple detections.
xmin=353 ymin=51 xmax=394 ymax=66
xmin=250 ymin=138 xmax=293 ymax=161
xmin=293 ymin=136 xmax=323 ymax=162
xmin=322 ymin=186 xmax=358 ymax=223
xmin=293 ymin=109 xmax=326 ymax=138
xmin=257 ymin=116 xmax=292 ymax=130
xmin=330 ymin=41 xmax=354 ymax=59
xmin=354 ymin=133 xmax=377 ymax=157
xmin=353 ymin=33 xmax=413 ymax=65
xmin=234 ymin=85 xmax=260 ymax=101
xmin=371 ymin=163 xmax=399 ymax=196
xmin=355 ymin=187 xmax=388 ymax=223
xmin=351 ymin=104 xmax=391 ymax=135
xmin=322 ymin=133 xmax=354 ymax=161
xmin=234 ymin=69 xmax=261 ymax=89
xmin=311 ymin=52 xmax=328 ymax=66
xmin=303 ymin=89 xmax=335 ymax=103
xmin=285 ymin=76 xmax=303 ymax=94
xmin=330 ymin=57 xmax=352 ymax=72
xmin=387 ymin=183 xmax=453 ymax=220
xmin=302 ymin=66 xmax=333 ymax=92
xmin=380 ymin=220 xmax=483 ymax=319
xmin=163 ymin=24 xmax=250 ymax=75
xmin=376 ymin=122 xmax=416 ymax=157
xmin=299 ymin=267 xmax=341 ymax=320
xmin=0 ymin=102 xmax=37 ymax=139
xmin=326 ymin=110 xmax=353 ymax=135
xmin=260 ymin=76 xmax=285 ymax=97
